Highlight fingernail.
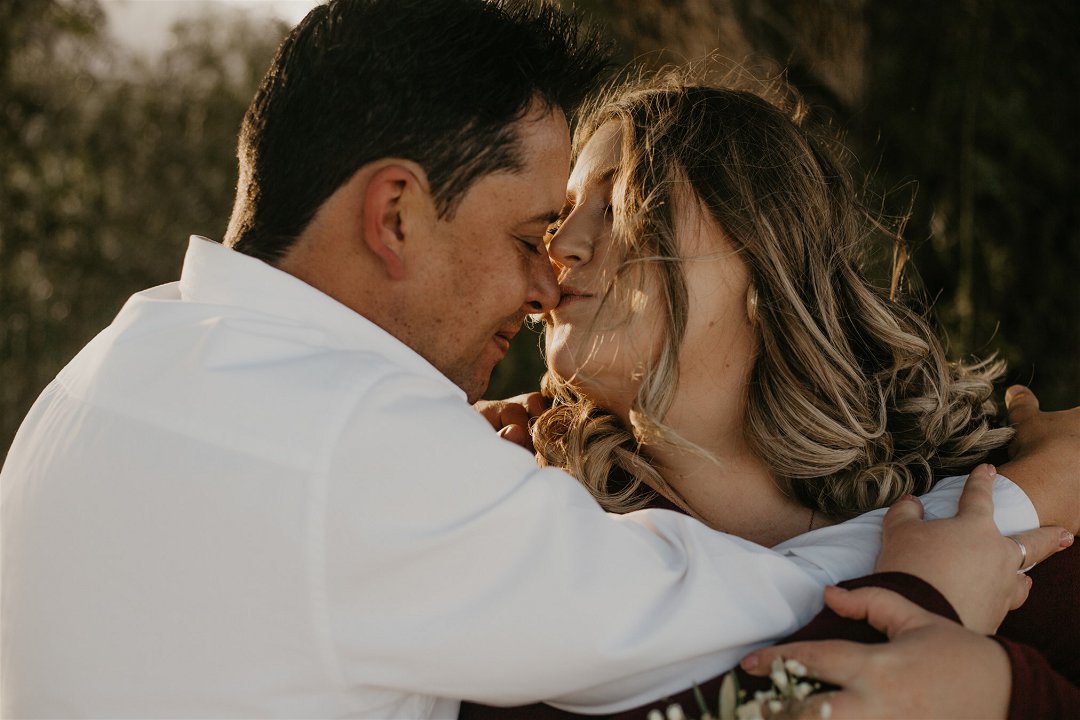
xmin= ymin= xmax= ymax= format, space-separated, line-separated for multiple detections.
xmin=1005 ymin=385 xmax=1028 ymax=400
xmin=1062 ymin=530 xmax=1074 ymax=548
xmin=987 ymin=464 xmax=997 ymax=477
xmin=740 ymin=654 xmax=759 ymax=671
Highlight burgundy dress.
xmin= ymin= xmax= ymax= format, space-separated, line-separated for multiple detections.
xmin=459 ymin=498 xmax=1080 ymax=720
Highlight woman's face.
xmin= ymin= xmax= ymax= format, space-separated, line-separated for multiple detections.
xmin=544 ymin=120 xmax=755 ymax=422
xmin=543 ymin=121 xmax=660 ymax=416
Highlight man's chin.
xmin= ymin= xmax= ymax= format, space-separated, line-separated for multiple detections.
xmin=463 ymin=381 xmax=490 ymax=405
xmin=457 ymin=368 xmax=492 ymax=405
xmin=445 ymin=352 xmax=500 ymax=404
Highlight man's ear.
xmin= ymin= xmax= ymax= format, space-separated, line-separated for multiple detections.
xmin=362 ymin=164 xmax=430 ymax=281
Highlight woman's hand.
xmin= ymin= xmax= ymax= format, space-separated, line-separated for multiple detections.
xmin=998 ymin=385 xmax=1080 ymax=534
xmin=873 ymin=463 xmax=1071 ymax=633
xmin=740 ymin=586 xmax=1013 ymax=720
xmin=473 ymin=392 xmax=548 ymax=451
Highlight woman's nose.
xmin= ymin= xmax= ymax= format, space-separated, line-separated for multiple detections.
xmin=547 ymin=213 xmax=593 ymax=268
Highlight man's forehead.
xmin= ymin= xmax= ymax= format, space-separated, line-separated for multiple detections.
xmin=515 ymin=104 xmax=571 ymax=163
xmin=511 ymin=107 xmax=572 ymax=221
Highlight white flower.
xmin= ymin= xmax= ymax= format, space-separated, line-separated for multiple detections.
xmin=669 ymin=656 xmax=824 ymax=720
xmin=784 ymin=659 xmax=808 ymax=677
xmin=769 ymin=657 xmax=790 ymax=691
xmin=735 ymin=699 xmax=764 ymax=720
xmin=666 ymin=703 xmax=688 ymax=720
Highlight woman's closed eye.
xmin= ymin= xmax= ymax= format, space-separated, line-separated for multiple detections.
xmin=545 ymin=196 xmax=612 ymax=243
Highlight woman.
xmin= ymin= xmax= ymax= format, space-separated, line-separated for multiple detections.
xmin=465 ymin=73 xmax=1078 ymax=718
xmin=536 ymin=77 xmax=1011 ymax=545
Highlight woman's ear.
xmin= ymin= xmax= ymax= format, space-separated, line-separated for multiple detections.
xmin=362 ymin=163 xmax=430 ymax=280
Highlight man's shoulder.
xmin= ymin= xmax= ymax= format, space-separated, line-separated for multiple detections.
xmin=51 ymin=291 xmax=466 ymax=470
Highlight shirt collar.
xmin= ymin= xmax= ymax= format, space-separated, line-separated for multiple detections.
xmin=177 ymin=235 xmax=462 ymax=396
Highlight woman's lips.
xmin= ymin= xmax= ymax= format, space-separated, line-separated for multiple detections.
xmin=556 ymin=286 xmax=593 ymax=310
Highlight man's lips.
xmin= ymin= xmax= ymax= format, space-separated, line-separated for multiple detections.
xmin=492 ymin=326 xmax=519 ymax=353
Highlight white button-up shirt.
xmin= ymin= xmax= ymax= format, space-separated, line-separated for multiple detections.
xmin=0 ymin=236 xmax=1038 ymax=718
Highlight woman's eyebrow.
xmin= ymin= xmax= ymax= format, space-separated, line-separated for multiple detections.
xmin=564 ymin=165 xmax=619 ymax=210
xmin=584 ymin=165 xmax=618 ymax=188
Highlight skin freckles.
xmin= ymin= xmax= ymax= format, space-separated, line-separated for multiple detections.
xmin=417 ymin=106 xmax=568 ymax=402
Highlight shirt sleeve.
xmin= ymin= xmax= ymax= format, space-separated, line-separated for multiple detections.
xmin=318 ymin=372 xmax=842 ymax=711
xmin=773 ymin=474 xmax=1040 ymax=585
xmin=996 ymin=637 xmax=1080 ymax=720
xmin=458 ymin=573 xmax=959 ymax=720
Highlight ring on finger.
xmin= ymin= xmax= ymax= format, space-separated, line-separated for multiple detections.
xmin=1006 ymin=535 xmax=1037 ymax=574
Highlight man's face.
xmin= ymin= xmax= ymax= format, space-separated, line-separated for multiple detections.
xmin=409 ymin=105 xmax=568 ymax=402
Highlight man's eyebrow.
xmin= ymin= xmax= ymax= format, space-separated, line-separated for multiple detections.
xmin=521 ymin=210 xmax=561 ymax=226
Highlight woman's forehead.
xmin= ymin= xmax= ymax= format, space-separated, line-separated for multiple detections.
xmin=569 ymin=121 xmax=622 ymax=191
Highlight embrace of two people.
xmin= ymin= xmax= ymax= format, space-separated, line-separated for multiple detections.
xmin=1 ymin=1 xmax=1077 ymax=718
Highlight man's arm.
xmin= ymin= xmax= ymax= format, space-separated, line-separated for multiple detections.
xmin=329 ymin=375 xmax=849 ymax=711
xmin=997 ymin=385 xmax=1080 ymax=533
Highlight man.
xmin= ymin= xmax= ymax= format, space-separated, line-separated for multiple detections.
xmin=0 ymin=1 xmax=1068 ymax=717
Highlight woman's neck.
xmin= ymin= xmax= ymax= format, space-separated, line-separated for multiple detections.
xmin=636 ymin=371 xmax=824 ymax=546
xmin=643 ymin=432 xmax=817 ymax=547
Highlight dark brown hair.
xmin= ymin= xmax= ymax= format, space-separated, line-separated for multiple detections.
xmin=225 ymin=0 xmax=609 ymax=263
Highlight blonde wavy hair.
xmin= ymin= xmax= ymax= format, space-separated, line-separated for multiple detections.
xmin=533 ymin=73 xmax=1013 ymax=520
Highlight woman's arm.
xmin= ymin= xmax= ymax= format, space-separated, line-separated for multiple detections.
xmin=741 ymin=585 xmax=1080 ymax=720
xmin=997 ymin=384 xmax=1080 ymax=533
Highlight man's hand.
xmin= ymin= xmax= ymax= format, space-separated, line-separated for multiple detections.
xmin=473 ymin=392 xmax=548 ymax=451
xmin=740 ymin=586 xmax=1013 ymax=720
xmin=873 ymin=464 xmax=1071 ymax=633
xmin=998 ymin=385 xmax=1080 ymax=533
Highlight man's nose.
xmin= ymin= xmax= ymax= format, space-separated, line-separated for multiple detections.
xmin=524 ymin=252 xmax=560 ymax=314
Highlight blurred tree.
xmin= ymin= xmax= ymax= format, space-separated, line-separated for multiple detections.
xmin=1 ymin=0 xmax=108 ymax=458
xmin=0 ymin=0 xmax=288 ymax=460
xmin=853 ymin=0 xmax=1080 ymax=409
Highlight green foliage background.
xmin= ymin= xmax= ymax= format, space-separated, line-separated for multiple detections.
xmin=2 ymin=0 xmax=1077 ymax=462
